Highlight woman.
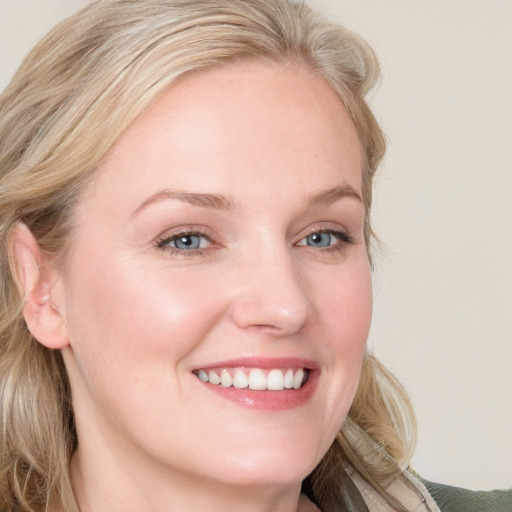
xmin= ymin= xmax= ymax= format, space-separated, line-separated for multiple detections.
xmin=0 ymin=1 xmax=510 ymax=511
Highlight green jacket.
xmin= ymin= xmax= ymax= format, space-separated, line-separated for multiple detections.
xmin=422 ymin=478 xmax=512 ymax=512
xmin=355 ymin=471 xmax=512 ymax=512
xmin=303 ymin=469 xmax=512 ymax=511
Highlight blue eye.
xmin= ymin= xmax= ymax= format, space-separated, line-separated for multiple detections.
xmin=305 ymin=232 xmax=334 ymax=248
xmin=158 ymin=232 xmax=211 ymax=251
xmin=173 ymin=234 xmax=202 ymax=250
xmin=297 ymin=229 xmax=353 ymax=249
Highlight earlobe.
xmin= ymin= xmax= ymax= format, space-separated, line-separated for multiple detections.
xmin=9 ymin=223 xmax=69 ymax=350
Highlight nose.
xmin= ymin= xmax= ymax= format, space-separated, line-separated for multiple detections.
xmin=229 ymin=247 xmax=312 ymax=336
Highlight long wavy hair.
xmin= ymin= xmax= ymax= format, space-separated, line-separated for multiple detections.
xmin=0 ymin=1 xmax=415 ymax=511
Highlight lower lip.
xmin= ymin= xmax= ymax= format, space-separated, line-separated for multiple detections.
xmin=195 ymin=370 xmax=319 ymax=411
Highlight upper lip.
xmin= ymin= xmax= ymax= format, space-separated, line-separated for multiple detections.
xmin=192 ymin=357 xmax=319 ymax=371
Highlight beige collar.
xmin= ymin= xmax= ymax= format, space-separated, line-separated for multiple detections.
xmin=349 ymin=469 xmax=441 ymax=512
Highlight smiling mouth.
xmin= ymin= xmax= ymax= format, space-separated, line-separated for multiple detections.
xmin=193 ymin=367 xmax=309 ymax=391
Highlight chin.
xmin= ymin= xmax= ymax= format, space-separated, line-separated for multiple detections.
xmin=200 ymin=439 xmax=325 ymax=488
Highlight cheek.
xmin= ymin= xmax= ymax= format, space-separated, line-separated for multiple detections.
xmin=314 ymin=260 xmax=372 ymax=419
xmin=337 ymin=264 xmax=372 ymax=374
xmin=63 ymin=255 xmax=226 ymax=390
xmin=320 ymin=260 xmax=372 ymax=349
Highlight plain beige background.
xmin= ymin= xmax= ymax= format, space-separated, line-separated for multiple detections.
xmin=1 ymin=0 xmax=511 ymax=491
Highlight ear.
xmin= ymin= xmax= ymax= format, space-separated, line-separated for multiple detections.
xmin=9 ymin=223 xmax=69 ymax=349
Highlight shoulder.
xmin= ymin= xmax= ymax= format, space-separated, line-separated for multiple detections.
xmin=422 ymin=479 xmax=512 ymax=512
xmin=349 ymin=469 xmax=512 ymax=512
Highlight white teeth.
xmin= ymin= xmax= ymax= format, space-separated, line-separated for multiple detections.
xmin=284 ymin=369 xmax=294 ymax=389
xmin=292 ymin=368 xmax=304 ymax=390
xmin=267 ymin=369 xmax=285 ymax=391
xmin=209 ymin=370 xmax=221 ymax=385
xmin=248 ymin=369 xmax=267 ymax=390
xmin=232 ymin=369 xmax=249 ymax=389
xmin=195 ymin=367 xmax=308 ymax=391
xmin=220 ymin=369 xmax=233 ymax=387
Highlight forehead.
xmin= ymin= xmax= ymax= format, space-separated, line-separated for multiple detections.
xmin=84 ymin=60 xmax=362 ymax=211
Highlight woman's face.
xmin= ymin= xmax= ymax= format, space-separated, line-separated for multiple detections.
xmin=58 ymin=61 xmax=372 ymax=489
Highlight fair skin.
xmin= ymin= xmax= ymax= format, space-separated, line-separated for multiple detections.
xmin=13 ymin=61 xmax=371 ymax=512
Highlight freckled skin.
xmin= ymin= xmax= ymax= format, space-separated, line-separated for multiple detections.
xmin=56 ymin=61 xmax=372 ymax=511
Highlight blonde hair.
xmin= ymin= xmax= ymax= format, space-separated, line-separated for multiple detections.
xmin=0 ymin=1 xmax=415 ymax=511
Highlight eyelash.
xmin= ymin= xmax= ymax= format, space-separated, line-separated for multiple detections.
xmin=156 ymin=230 xmax=214 ymax=257
xmin=155 ymin=227 xmax=354 ymax=257
xmin=297 ymin=228 xmax=354 ymax=253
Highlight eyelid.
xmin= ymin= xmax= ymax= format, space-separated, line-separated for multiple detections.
xmin=158 ymin=232 xmax=210 ymax=249
xmin=294 ymin=224 xmax=354 ymax=246
xmin=153 ymin=223 xmax=355 ymax=258
xmin=155 ymin=225 xmax=220 ymax=253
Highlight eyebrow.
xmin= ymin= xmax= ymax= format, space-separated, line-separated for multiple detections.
xmin=305 ymin=184 xmax=362 ymax=205
xmin=131 ymin=183 xmax=362 ymax=218
xmin=131 ymin=189 xmax=236 ymax=217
